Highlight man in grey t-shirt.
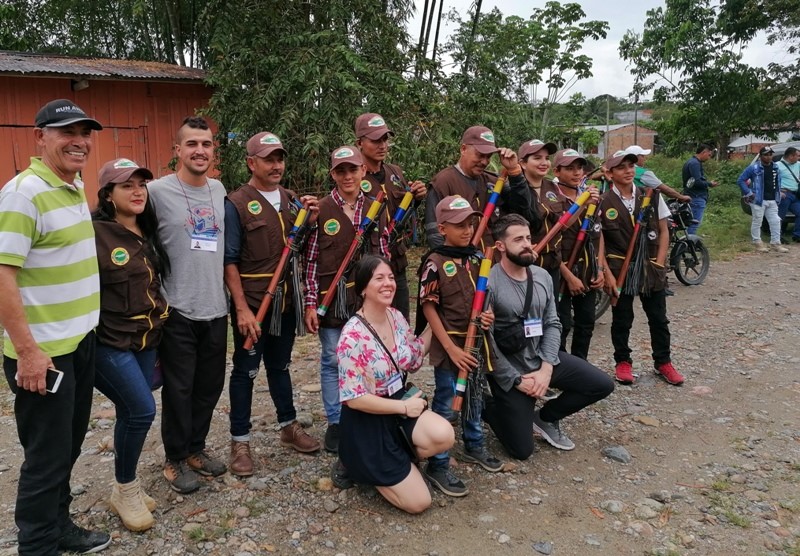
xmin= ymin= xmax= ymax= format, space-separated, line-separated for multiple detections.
xmin=483 ymin=214 xmax=614 ymax=460
xmin=147 ymin=116 xmax=228 ymax=493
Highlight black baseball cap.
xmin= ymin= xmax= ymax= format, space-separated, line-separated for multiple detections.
xmin=35 ymin=99 xmax=103 ymax=130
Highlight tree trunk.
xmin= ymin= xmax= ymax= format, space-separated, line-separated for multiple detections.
xmin=163 ymin=0 xmax=186 ymax=66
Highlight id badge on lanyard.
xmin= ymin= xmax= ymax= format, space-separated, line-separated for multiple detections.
xmin=190 ymin=230 xmax=219 ymax=252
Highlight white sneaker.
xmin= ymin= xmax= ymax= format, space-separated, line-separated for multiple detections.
xmin=770 ymin=243 xmax=789 ymax=253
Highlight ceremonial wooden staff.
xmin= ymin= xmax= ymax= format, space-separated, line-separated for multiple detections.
xmin=452 ymin=246 xmax=493 ymax=412
xmin=316 ymin=191 xmax=386 ymax=318
xmin=610 ymin=188 xmax=654 ymax=303
xmin=386 ymin=190 xmax=414 ymax=246
xmin=244 ymin=205 xmax=310 ymax=351
xmin=471 ymin=170 xmax=508 ymax=247
xmin=559 ymin=201 xmax=598 ymax=300
xmin=531 ymin=190 xmax=592 ymax=254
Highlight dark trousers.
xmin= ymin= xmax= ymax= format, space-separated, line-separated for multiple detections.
xmin=558 ymin=288 xmax=597 ymax=360
xmin=229 ymin=305 xmax=297 ymax=437
xmin=159 ymin=311 xmax=227 ymax=461
xmin=3 ymin=332 xmax=95 ymax=556
xmin=610 ymin=291 xmax=671 ymax=365
xmin=484 ymin=351 xmax=614 ymax=461
xmin=391 ymin=270 xmax=411 ymax=322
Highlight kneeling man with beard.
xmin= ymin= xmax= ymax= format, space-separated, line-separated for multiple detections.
xmin=484 ymin=214 xmax=614 ymax=460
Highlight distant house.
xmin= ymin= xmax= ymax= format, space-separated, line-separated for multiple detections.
xmin=579 ymin=123 xmax=657 ymax=159
xmin=613 ymin=109 xmax=653 ymax=124
xmin=0 ymin=50 xmax=212 ymax=204
xmin=727 ymin=131 xmax=798 ymax=159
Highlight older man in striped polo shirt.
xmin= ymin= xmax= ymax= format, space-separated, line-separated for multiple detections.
xmin=0 ymin=99 xmax=110 ymax=555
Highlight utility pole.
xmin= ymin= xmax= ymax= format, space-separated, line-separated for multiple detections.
xmin=633 ymin=93 xmax=639 ymax=145
xmin=604 ymin=95 xmax=610 ymax=158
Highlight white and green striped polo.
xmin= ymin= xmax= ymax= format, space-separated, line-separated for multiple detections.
xmin=0 ymin=157 xmax=99 ymax=358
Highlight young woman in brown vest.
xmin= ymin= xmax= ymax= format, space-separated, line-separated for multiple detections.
xmin=93 ymin=158 xmax=170 ymax=532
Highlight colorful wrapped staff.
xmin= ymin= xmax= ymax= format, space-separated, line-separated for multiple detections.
xmin=244 ymin=204 xmax=310 ymax=351
xmin=611 ymin=188 xmax=654 ymax=302
xmin=317 ymin=191 xmax=386 ymax=318
xmin=471 ymin=170 xmax=508 ymax=247
xmin=452 ymin=247 xmax=493 ymax=412
xmin=532 ymin=190 xmax=592 ymax=254
xmin=386 ymin=190 xmax=414 ymax=245
xmin=559 ymin=201 xmax=598 ymax=300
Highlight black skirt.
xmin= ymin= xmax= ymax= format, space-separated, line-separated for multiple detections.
xmin=339 ymin=394 xmax=419 ymax=487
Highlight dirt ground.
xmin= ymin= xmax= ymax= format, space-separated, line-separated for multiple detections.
xmin=1 ymin=246 xmax=799 ymax=556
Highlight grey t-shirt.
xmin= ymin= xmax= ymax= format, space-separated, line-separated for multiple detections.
xmin=487 ymin=263 xmax=562 ymax=391
xmin=148 ymin=174 xmax=228 ymax=321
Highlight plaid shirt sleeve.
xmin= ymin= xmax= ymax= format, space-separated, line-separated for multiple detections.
xmin=304 ymin=227 xmax=320 ymax=308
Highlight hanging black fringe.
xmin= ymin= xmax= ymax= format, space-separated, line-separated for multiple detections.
xmin=462 ymin=345 xmax=486 ymax=423
xmin=291 ymin=256 xmax=306 ymax=337
xmin=586 ymin=241 xmax=598 ymax=281
xmin=623 ymin=229 xmax=649 ymax=296
xmin=268 ymin=284 xmax=283 ymax=336
xmin=333 ymin=275 xmax=349 ymax=320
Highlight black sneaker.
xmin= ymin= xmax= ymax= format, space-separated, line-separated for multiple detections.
xmin=163 ymin=459 xmax=201 ymax=493
xmin=187 ymin=450 xmax=227 ymax=477
xmin=792 ymin=236 xmax=800 ymax=243
xmin=460 ymin=445 xmax=504 ymax=472
xmin=331 ymin=459 xmax=354 ymax=489
xmin=664 ymin=288 xmax=675 ymax=297
xmin=324 ymin=424 xmax=340 ymax=453
xmin=58 ymin=521 xmax=111 ymax=554
xmin=423 ymin=464 xmax=469 ymax=497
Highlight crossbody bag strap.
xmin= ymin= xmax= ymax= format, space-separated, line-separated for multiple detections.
xmin=355 ymin=313 xmax=402 ymax=377
xmin=781 ymin=160 xmax=800 ymax=186
xmin=523 ymin=267 xmax=534 ymax=318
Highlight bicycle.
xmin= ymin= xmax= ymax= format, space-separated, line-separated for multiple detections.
xmin=594 ymin=199 xmax=710 ymax=319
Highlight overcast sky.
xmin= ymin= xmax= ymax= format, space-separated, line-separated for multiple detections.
xmin=408 ymin=0 xmax=776 ymax=101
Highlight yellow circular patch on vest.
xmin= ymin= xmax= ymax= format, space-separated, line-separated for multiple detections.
xmin=442 ymin=260 xmax=457 ymax=277
xmin=323 ymin=219 xmax=341 ymax=235
xmin=111 ymin=247 xmax=130 ymax=266
xmin=360 ymin=180 xmax=372 ymax=193
xmin=545 ymin=191 xmax=558 ymax=202
xmin=606 ymin=208 xmax=618 ymax=221
xmin=247 ymin=200 xmax=262 ymax=215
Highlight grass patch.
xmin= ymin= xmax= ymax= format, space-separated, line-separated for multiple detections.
xmin=711 ymin=479 xmax=732 ymax=492
xmin=780 ymin=499 xmax=800 ymax=513
xmin=707 ymin=492 xmax=751 ymax=528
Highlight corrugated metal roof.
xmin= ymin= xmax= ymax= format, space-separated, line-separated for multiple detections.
xmin=0 ymin=51 xmax=205 ymax=82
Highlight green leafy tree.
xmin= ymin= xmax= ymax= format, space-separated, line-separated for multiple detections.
xmin=619 ymin=0 xmax=794 ymax=155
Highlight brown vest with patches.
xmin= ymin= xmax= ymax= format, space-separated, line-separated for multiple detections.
xmin=94 ymin=221 xmax=169 ymax=352
xmin=316 ymin=194 xmax=386 ymax=328
xmin=531 ymin=179 xmax=564 ymax=271
xmin=424 ymin=252 xmax=495 ymax=371
xmin=228 ymin=183 xmax=300 ymax=311
xmin=560 ymin=198 xmax=601 ymax=286
xmin=599 ymin=189 xmax=665 ymax=292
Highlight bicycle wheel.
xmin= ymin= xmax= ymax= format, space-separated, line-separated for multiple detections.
xmin=595 ymin=290 xmax=611 ymax=319
xmin=673 ymin=238 xmax=710 ymax=286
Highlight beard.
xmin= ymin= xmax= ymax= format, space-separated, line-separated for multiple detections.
xmin=506 ymin=249 xmax=536 ymax=267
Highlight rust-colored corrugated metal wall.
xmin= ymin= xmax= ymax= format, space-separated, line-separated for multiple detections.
xmin=0 ymin=76 xmax=214 ymax=205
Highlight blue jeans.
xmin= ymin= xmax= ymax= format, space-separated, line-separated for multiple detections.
xmin=778 ymin=190 xmax=800 ymax=238
xmin=94 ymin=344 xmax=157 ymax=483
xmin=687 ymin=196 xmax=707 ymax=235
xmin=319 ymin=326 xmax=343 ymax=425
xmin=428 ymin=367 xmax=485 ymax=470
xmin=229 ymin=307 xmax=297 ymax=438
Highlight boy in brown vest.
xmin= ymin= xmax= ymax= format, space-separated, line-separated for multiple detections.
xmin=224 ymin=132 xmax=322 ymax=477
xmin=355 ymin=112 xmax=427 ymax=320
xmin=598 ymin=151 xmax=685 ymax=386
xmin=304 ymin=146 xmax=389 ymax=453
xmin=418 ymin=195 xmax=503 ymax=497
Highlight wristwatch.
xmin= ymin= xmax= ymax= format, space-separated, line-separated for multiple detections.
xmin=513 ymin=376 xmax=522 ymax=387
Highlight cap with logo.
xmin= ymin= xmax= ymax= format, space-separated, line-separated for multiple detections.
xmin=355 ymin=113 xmax=394 ymax=140
xmin=35 ymin=99 xmax=103 ymax=130
xmin=98 ymin=158 xmax=153 ymax=189
xmin=461 ymin=126 xmax=500 ymax=155
xmin=518 ymin=139 xmax=557 ymax=160
xmin=759 ymin=146 xmax=775 ymax=156
xmin=247 ymin=132 xmax=287 ymax=158
xmin=554 ymin=148 xmax=587 ymax=168
xmin=623 ymin=145 xmax=652 ymax=156
xmin=605 ymin=150 xmax=639 ymax=170
xmin=330 ymin=146 xmax=364 ymax=169
xmin=435 ymin=195 xmax=482 ymax=224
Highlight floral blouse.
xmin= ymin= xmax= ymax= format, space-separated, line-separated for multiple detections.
xmin=337 ymin=307 xmax=425 ymax=401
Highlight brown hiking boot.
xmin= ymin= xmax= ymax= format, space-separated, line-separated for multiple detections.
xmin=280 ymin=421 xmax=321 ymax=453
xmin=229 ymin=441 xmax=254 ymax=477
xmin=187 ymin=450 xmax=227 ymax=477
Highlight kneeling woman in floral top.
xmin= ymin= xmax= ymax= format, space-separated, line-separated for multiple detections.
xmin=335 ymin=255 xmax=454 ymax=513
